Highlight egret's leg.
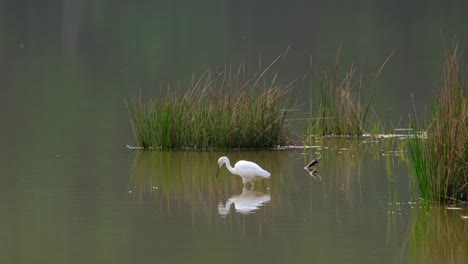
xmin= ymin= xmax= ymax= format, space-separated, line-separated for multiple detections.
xmin=249 ymin=181 xmax=255 ymax=191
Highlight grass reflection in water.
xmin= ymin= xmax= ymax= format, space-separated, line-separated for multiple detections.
xmin=407 ymin=206 xmax=468 ymax=263
xmin=130 ymin=151 xmax=286 ymax=219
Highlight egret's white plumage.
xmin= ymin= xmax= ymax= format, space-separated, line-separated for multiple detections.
xmin=216 ymin=156 xmax=271 ymax=187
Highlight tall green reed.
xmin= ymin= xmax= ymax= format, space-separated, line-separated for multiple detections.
xmin=306 ymin=46 xmax=392 ymax=139
xmin=127 ymin=55 xmax=297 ymax=149
xmin=408 ymin=41 xmax=468 ymax=202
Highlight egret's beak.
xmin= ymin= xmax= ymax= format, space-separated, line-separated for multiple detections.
xmin=216 ymin=167 xmax=220 ymax=178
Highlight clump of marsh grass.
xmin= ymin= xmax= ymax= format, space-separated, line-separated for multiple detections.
xmin=127 ymin=55 xmax=296 ymax=149
xmin=306 ymin=46 xmax=393 ymax=139
xmin=407 ymin=41 xmax=468 ymax=202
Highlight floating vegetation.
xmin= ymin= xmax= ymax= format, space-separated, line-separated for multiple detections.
xmin=127 ymin=54 xmax=296 ymax=149
xmin=305 ymin=45 xmax=393 ymax=139
xmin=446 ymin=207 xmax=463 ymax=210
xmin=407 ymin=41 xmax=468 ymax=202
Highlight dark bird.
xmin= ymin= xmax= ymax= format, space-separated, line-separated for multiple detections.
xmin=304 ymin=156 xmax=321 ymax=171
xmin=304 ymin=156 xmax=322 ymax=180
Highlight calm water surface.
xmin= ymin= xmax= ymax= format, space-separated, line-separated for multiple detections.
xmin=1 ymin=145 xmax=466 ymax=263
xmin=0 ymin=1 xmax=467 ymax=263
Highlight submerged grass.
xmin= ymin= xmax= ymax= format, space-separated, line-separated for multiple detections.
xmin=407 ymin=41 xmax=468 ymax=202
xmin=306 ymin=45 xmax=393 ymax=139
xmin=127 ymin=55 xmax=296 ymax=149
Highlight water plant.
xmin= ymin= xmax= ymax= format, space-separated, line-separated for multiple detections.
xmin=407 ymin=41 xmax=468 ymax=202
xmin=127 ymin=55 xmax=297 ymax=149
xmin=305 ymin=46 xmax=393 ymax=139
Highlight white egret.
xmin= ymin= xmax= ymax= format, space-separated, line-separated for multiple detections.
xmin=216 ymin=156 xmax=271 ymax=188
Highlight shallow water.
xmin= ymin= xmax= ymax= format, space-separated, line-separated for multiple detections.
xmin=1 ymin=1 xmax=467 ymax=263
xmin=1 ymin=143 xmax=466 ymax=263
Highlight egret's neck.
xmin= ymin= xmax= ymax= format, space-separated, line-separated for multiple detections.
xmin=223 ymin=159 xmax=237 ymax=175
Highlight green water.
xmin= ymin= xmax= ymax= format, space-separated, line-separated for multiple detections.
xmin=1 ymin=146 xmax=466 ymax=263
xmin=0 ymin=1 xmax=467 ymax=263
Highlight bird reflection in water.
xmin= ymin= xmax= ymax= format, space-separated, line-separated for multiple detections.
xmin=218 ymin=188 xmax=271 ymax=216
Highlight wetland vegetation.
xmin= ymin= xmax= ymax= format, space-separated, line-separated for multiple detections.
xmin=127 ymin=54 xmax=296 ymax=150
xmin=407 ymin=42 xmax=468 ymax=203
xmin=127 ymin=42 xmax=467 ymax=203
xmin=305 ymin=46 xmax=393 ymax=138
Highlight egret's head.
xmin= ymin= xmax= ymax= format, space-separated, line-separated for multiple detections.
xmin=217 ymin=156 xmax=228 ymax=167
xmin=216 ymin=156 xmax=228 ymax=178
